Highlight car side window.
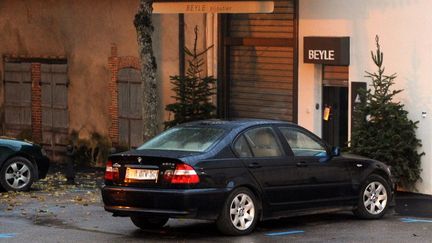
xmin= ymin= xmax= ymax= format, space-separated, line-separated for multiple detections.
xmin=233 ymin=135 xmax=253 ymax=158
xmin=243 ymin=127 xmax=283 ymax=157
xmin=279 ymin=127 xmax=327 ymax=157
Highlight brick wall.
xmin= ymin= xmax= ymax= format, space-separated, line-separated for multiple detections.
xmin=31 ymin=63 xmax=42 ymax=143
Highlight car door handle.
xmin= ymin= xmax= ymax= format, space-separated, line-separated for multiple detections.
xmin=296 ymin=161 xmax=308 ymax=167
xmin=248 ymin=163 xmax=262 ymax=169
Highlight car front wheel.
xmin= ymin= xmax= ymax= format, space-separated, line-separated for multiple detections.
xmin=130 ymin=216 xmax=169 ymax=230
xmin=216 ymin=187 xmax=259 ymax=235
xmin=354 ymin=174 xmax=391 ymax=219
xmin=0 ymin=156 xmax=35 ymax=192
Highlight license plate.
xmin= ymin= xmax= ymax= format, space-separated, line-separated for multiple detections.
xmin=125 ymin=168 xmax=159 ymax=181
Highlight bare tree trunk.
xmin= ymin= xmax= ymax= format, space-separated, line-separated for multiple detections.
xmin=134 ymin=0 xmax=159 ymax=141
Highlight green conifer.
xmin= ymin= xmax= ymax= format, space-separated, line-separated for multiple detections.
xmin=350 ymin=36 xmax=424 ymax=190
xmin=165 ymin=26 xmax=216 ymax=128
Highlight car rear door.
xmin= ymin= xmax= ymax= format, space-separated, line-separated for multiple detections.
xmin=233 ymin=126 xmax=300 ymax=210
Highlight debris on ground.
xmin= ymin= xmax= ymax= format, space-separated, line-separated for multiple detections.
xmin=0 ymin=170 xmax=104 ymax=214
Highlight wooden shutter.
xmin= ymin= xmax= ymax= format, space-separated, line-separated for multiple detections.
xmin=322 ymin=65 xmax=349 ymax=87
xmin=118 ymin=68 xmax=143 ymax=148
xmin=224 ymin=0 xmax=297 ymax=121
xmin=4 ymin=63 xmax=32 ymax=136
xmin=41 ymin=64 xmax=69 ymax=158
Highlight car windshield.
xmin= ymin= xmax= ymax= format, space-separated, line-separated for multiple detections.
xmin=138 ymin=127 xmax=225 ymax=152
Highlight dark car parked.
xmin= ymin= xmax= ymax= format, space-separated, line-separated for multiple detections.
xmin=0 ymin=138 xmax=50 ymax=192
xmin=102 ymin=119 xmax=395 ymax=235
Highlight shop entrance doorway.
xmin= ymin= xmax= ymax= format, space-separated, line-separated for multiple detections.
xmin=321 ymin=65 xmax=349 ymax=148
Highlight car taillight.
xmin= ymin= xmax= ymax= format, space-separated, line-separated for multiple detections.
xmin=105 ymin=160 xmax=119 ymax=181
xmin=166 ymin=163 xmax=200 ymax=184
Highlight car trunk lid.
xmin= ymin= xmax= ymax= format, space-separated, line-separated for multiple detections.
xmin=106 ymin=150 xmax=200 ymax=188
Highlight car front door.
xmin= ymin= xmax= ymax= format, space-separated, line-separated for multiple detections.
xmin=277 ymin=126 xmax=354 ymax=208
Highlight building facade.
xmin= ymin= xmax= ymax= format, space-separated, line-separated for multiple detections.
xmin=0 ymin=0 xmax=184 ymax=158
xmin=298 ymin=0 xmax=432 ymax=195
xmin=0 ymin=0 xmax=431 ymax=194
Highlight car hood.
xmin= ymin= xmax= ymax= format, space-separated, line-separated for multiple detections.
xmin=0 ymin=138 xmax=34 ymax=148
xmin=340 ymin=152 xmax=370 ymax=160
xmin=340 ymin=152 xmax=388 ymax=166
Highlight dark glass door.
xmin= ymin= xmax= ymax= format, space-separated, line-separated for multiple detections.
xmin=322 ymin=86 xmax=348 ymax=148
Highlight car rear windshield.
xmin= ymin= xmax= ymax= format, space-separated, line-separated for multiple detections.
xmin=138 ymin=127 xmax=225 ymax=152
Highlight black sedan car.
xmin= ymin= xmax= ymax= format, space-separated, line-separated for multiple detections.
xmin=0 ymin=138 xmax=50 ymax=191
xmin=102 ymin=119 xmax=394 ymax=235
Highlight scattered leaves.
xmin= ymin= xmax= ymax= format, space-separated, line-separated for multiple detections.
xmin=0 ymin=170 xmax=103 ymax=217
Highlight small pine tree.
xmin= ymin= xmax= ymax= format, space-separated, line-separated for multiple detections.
xmin=164 ymin=26 xmax=216 ymax=128
xmin=350 ymin=36 xmax=424 ymax=190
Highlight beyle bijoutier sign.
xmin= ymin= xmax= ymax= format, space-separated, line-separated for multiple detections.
xmin=303 ymin=37 xmax=350 ymax=65
xmin=153 ymin=0 xmax=274 ymax=14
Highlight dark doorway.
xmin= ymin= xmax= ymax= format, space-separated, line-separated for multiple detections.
xmin=322 ymin=86 xmax=348 ymax=147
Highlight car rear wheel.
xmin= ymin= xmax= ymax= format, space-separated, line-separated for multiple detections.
xmin=354 ymin=174 xmax=390 ymax=219
xmin=130 ymin=216 xmax=169 ymax=230
xmin=0 ymin=156 xmax=35 ymax=192
xmin=216 ymin=187 xmax=259 ymax=235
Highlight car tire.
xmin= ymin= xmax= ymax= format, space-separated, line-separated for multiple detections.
xmin=0 ymin=156 xmax=35 ymax=192
xmin=130 ymin=216 xmax=169 ymax=230
xmin=353 ymin=174 xmax=391 ymax=219
xmin=216 ymin=187 xmax=259 ymax=235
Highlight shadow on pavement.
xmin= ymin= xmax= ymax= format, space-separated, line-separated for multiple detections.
xmin=124 ymin=213 xmax=358 ymax=241
xmin=395 ymin=192 xmax=432 ymax=218
xmin=128 ymin=220 xmax=226 ymax=241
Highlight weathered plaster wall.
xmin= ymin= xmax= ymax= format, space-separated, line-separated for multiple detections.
xmin=153 ymin=13 xmax=180 ymax=127
xmin=0 ymin=0 xmax=181 ymax=139
xmin=299 ymin=0 xmax=432 ymax=194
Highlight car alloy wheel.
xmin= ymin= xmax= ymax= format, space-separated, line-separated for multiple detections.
xmin=229 ymin=193 xmax=255 ymax=231
xmin=5 ymin=161 xmax=31 ymax=189
xmin=354 ymin=174 xmax=391 ymax=219
xmin=362 ymin=181 xmax=387 ymax=215
xmin=216 ymin=187 xmax=259 ymax=235
xmin=0 ymin=157 xmax=34 ymax=192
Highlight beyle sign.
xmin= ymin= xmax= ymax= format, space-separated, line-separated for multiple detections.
xmin=153 ymin=1 xmax=274 ymax=14
xmin=304 ymin=37 xmax=350 ymax=65
xmin=308 ymin=50 xmax=335 ymax=61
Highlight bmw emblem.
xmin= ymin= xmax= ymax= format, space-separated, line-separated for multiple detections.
xmin=137 ymin=157 xmax=142 ymax=164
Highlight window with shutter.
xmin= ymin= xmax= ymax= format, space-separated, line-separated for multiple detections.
xmin=221 ymin=0 xmax=298 ymax=122
xmin=118 ymin=68 xmax=143 ymax=148
xmin=41 ymin=63 xmax=69 ymax=159
xmin=4 ymin=63 xmax=32 ymax=136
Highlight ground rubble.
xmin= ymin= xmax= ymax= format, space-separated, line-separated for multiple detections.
xmin=0 ymin=169 xmax=104 ymax=225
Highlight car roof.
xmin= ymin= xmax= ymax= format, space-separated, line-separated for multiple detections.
xmin=178 ymin=119 xmax=296 ymax=130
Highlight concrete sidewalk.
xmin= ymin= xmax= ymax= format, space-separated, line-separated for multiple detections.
xmin=395 ymin=192 xmax=432 ymax=218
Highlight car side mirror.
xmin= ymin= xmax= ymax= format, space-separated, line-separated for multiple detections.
xmin=331 ymin=146 xmax=341 ymax=157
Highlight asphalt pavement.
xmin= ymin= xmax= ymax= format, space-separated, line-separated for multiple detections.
xmin=395 ymin=192 xmax=432 ymax=218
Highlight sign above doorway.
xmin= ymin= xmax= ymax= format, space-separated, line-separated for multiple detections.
xmin=153 ymin=1 xmax=274 ymax=13
xmin=303 ymin=37 xmax=350 ymax=65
